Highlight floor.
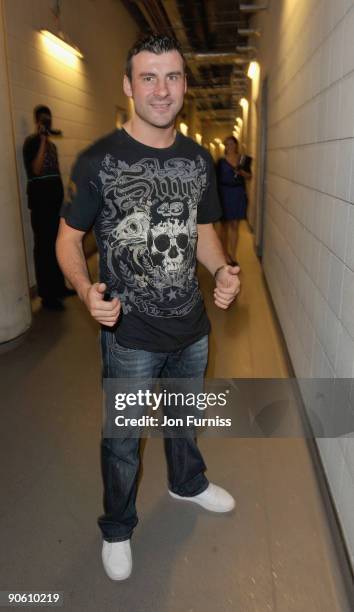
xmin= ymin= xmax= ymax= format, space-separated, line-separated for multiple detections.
xmin=0 ymin=222 xmax=350 ymax=611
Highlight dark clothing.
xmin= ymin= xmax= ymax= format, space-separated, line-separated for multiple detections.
xmin=23 ymin=134 xmax=67 ymax=299
xmin=61 ymin=128 xmax=222 ymax=352
xmin=217 ymin=157 xmax=247 ymax=221
xmin=23 ymin=134 xmax=61 ymax=187
xmin=98 ymin=330 xmax=209 ymax=542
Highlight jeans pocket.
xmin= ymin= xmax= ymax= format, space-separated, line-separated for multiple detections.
xmin=111 ymin=342 xmax=136 ymax=356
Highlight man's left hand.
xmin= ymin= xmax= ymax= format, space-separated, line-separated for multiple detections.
xmin=214 ymin=265 xmax=241 ymax=309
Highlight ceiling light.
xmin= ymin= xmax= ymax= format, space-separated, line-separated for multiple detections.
xmin=248 ymin=61 xmax=259 ymax=79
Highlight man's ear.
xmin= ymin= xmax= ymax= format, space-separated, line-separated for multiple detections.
xmin=123 ymin=74 xmax=133 ymax=98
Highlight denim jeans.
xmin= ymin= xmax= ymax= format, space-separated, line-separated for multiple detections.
xmin=98 ymin=331 xmax=210 ymax=542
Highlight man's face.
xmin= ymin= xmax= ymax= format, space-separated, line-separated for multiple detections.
xmin=123 ymin=50 xmax=187 ymax=129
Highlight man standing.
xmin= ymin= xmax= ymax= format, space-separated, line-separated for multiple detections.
xmin=23 ymin=105 xmax=74 ymax=310
xmin=56 ymin=35 xmax=240 ymax=580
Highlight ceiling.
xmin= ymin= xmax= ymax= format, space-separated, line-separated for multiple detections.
xmin=121 ymin=0 xmax=267 ymax=124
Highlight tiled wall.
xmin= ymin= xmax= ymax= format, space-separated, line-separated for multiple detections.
xmin=4 ymin=0 xmax=138 ymax=286
xmin=253 ymin=0 xmax=354 ymax=566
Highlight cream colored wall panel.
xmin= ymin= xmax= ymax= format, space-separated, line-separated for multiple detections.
xmin=345 ymin=205 xmax=354 ymax=270
xmin=4 ymin=0 xmax=138 ymax=287
xmin=327 ymin=253 xmax=344 ymax=317
xmin=343 ymin=8 xmax=354 ymax=76
xmin=338 ymin=73 xmax=354 ymax=139
xmin=253 ymin=0 xmax=354 ymax=564
xmin=9 ymin=61 xmax=97 ymax=112
xmin=6 ymin=31 xmax=89 ymax=82
xmin=324 ymin=305 xmax=341 ymax=367
xmin=331 ymin=200 xmax=350 ymax=261
xmin=335 ymin=142 xmax=353 ymax=202
xmin=336 ymin=325 xmax=354 ymax=377
xmin=341 ymin=267 xmax=354 ymax=339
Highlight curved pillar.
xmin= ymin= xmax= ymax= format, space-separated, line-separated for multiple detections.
xmin=0 ymin=0 xmax=31 ymax=345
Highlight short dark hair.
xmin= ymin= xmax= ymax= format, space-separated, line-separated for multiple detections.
xmin=34 ymin=105 xmax=51 ymax=122
xmin=224 ymin=135 xmax=238 ymax=147
xmin=125 ymin=34 xmax=185 ymax=80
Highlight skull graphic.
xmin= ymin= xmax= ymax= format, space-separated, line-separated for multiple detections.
xmin=147 ymin=218 xmax=191 ymax=277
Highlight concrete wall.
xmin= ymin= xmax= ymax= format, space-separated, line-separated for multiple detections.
xmin=252 ymin=0 xmax=354 ymax=567
xmin=4 ymin=0 xmax=138 ymax=287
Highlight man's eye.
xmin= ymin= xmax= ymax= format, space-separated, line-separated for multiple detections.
xmin=143 ymin=76 xmax=154 ymax=82
xmin=168 ymin=75 xmax=179 ymax=81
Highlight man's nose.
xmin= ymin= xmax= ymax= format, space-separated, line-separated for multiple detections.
xmin=153 ymin=79 xmax=169 ymax=97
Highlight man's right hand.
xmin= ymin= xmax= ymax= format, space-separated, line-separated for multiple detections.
xmin=84 ymin=282 xmax=121 ymax=327
xmin=38 ymin=124 xmax=47 ymax=139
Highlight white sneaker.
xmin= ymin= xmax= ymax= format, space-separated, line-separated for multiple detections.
xmin=102 ymin=539 xmax=132 ymax=581
xmin=168 ymin=482 xmax=235 ymax=513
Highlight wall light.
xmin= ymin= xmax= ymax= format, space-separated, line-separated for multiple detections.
xmin=40 ymin=29 xmax=84 ymax=65
xmin=214 ymin=138 xmax=222 ymax=144
xmin=179 ymin=122 xmax=188 ymax=136
xmin=236 ymin=117 xmax=243 ymax=126
xmin=195 ymin=133 xmax=202 ymax=144
xmin=239 ymin=98 xmax=249 ymax=109
xmin=248 ymin=61 xmax=259 ymax=80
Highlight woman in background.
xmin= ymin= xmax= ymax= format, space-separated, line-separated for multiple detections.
xmin=217 ymin=136 xmax=251 ymax=264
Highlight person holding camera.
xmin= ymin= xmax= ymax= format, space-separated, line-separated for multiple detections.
xmin=23 ymin=105 xmax=74 ymax=310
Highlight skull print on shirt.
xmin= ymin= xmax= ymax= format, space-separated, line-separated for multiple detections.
xmin=97 ymin=154 xmax=207 ymax=317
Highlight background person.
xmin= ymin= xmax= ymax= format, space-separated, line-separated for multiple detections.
xmin=216 ymin=136 xmax=252 ymax=264
xmin=23 ymin=105 xmax=74 ymax=310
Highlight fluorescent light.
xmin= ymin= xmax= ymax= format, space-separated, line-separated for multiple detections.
xmin=179 ymin=122 xmax=188 ymax=136
xmin=40 ymin=30 xmax=84 ymax=60
xmin=248 ymin=61 xmax=259 ymax=79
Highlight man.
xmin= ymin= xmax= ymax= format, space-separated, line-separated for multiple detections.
xmin=56 ymin=35 xmax=240 ymax=581
xmin=23 ymin=105 xmax=74 ymax=310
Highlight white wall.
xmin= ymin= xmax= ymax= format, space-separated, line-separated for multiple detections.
xmin=4 ymin=0 xmax=138 ymax=286
xmin=252 ymin=0 xmax=354 ymax=567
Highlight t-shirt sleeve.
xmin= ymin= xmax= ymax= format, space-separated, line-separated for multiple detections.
xmin=60 ymin=154 xmax=101 ymax=231
xmin=197 ymin=153 xmax=222 ymax=224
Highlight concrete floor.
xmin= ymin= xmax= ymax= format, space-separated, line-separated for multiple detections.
xmin=0 ymin=222 xmax=350 ymax=611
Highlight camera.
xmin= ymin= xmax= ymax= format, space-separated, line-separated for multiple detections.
xmin=39 ymin=114 xmax=62 ymax=137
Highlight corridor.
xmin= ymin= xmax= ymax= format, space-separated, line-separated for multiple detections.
xmin=0 ymin=222 xmax=350 ymax=611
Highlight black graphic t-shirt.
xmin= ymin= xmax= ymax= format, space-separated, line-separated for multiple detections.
xmin=61 ymin=128 xmax=222 ymax=352
xmin=23 ymin=135 xmax=61 ymax=181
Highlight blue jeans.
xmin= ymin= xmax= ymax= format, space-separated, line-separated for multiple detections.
xmin=98 ymin=331 xmax=210 ymax=542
